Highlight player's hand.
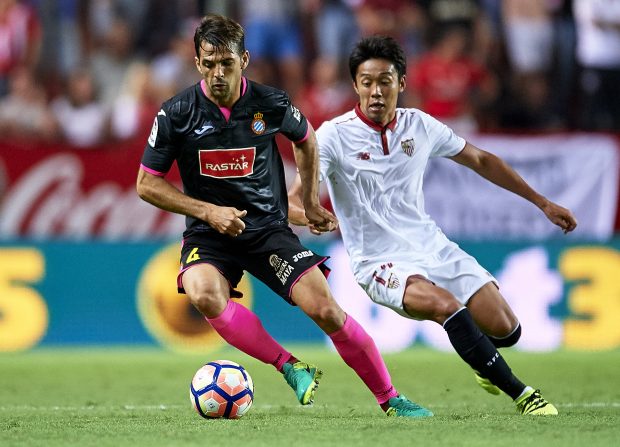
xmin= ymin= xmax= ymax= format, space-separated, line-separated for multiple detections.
xmin=305 ymin=204 xmax=338 ymax=235
xmin=540 ymin=200 xmax=578 ymax=234
xmin=206 ymin=206 xmax=247 ymax=237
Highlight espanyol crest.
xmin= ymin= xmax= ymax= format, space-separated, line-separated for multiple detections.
xmin=401 ymin=138 xmax=415 ymax=157
xmin=251 ymin=112 xmax=266 ymax=135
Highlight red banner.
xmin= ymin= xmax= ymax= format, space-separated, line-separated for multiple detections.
xmin=2 ymin=134 xmax=619 ymax=240
xmin=0 ymin=139 xmax=185 ymax=239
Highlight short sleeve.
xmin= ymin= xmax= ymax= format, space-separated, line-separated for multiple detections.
xmin=418 ymin=110 xmax=466 ymax=158
xmin=316 ymin=120 xmax=339 ymax=182
xmin=280 ymin=100 xmax=309 ymax=143
xmin=140 ymin=106 xmax=178 ymax=175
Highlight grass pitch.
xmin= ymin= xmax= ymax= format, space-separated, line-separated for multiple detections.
xmin=0 ymin=347 xmax=618 ymax=447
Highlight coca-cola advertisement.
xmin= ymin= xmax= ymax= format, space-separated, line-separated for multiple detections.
xmin=0 ymin=140 xmax=185 ymax=240
xmin=0 ymin=137 xmax=300 ymax=240
xmin=2 ymin=134 xmax=619 ymax=241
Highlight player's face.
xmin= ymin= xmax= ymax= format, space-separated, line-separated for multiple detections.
xmin=195 ymin=41 xmax=249 ymax=106
xmin=353 ymin=59 xmax=405 ymax=126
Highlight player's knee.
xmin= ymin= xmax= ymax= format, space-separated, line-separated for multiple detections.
xmin=404 ymin=275 xmax=460 ymax=321
xmin=302 ymin=296 xmax=345 ymax=329
xmin=435 ymin=297 xmax=462 ymax=322
xmin=188 ymin=286 xmax=226 ymax=316
xmin=308 ymin=302 xmax=339 ymax=324
xmin=402 ymin=291 xmax=461 ymax=323
xmin=489 ymin=323 xmax=522 ymax=348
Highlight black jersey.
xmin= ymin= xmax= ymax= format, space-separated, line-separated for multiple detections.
xmin=141 ymin=78 xmax=308 ymax=233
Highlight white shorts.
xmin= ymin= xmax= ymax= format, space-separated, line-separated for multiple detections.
xmin=356 ymin=243 xmax=497 ymax=319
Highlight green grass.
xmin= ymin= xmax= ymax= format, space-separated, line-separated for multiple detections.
xmin=0 ymin=347 xmax=618 ymax=447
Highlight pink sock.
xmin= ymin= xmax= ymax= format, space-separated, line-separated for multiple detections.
xmin=206 ymin=300 xmax=291 ymax=371
xmin=329 ymin=315 xmax=399 ymax=404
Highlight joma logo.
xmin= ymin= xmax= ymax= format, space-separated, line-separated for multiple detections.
xmin=293 ymin=250 xmax=313 ymax=262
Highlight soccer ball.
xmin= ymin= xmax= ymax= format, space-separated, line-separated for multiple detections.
xmin=189 ymin=360 xmax=254 ymax=419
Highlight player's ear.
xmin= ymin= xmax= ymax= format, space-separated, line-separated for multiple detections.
xmin=399 ymin=74 xmax=407 ymax=93
xmin=195 ymin=56 xmax=202 ymax=74
xmin=352 ymin=79 xmax=360 ymax=95
xmin=240 ymin=51 xmax=250 ymax=70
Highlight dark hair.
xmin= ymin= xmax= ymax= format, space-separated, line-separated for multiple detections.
xmin=348 ymin=36 xmax=407 ymax=80
xmin=193 ymin=14 xmax=245 ymax=58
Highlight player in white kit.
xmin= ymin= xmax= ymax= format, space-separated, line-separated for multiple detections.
xmin=289 ymin=35 xmax=577 ymax=415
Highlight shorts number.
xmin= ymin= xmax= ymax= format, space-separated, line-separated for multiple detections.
xmin=186 ymin=247 xmax=201 ymax=264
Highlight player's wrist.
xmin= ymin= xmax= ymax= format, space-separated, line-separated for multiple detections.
xmin=302 ymin=196 xmax=320 ymax=209
xmin=532 ymin=194 xmax=549 ymax=210
xmin=198 ymin=201 xmax=217 ymax=224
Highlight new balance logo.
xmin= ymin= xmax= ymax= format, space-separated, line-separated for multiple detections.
xmin=194 ymin=123 xmax=214 ymax=135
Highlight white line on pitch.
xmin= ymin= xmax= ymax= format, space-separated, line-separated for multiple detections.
xmin=0 ymin=402 xmax=619 ymax=411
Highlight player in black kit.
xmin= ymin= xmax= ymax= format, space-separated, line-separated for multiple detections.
xmin=136 ymin=14 xmax=431 ymax=417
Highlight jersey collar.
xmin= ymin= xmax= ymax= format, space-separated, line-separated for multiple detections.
xmin=355 ymin=103 xmax=397 ymax=132
xmin=200 ymin=77 xmax=249 ymax=121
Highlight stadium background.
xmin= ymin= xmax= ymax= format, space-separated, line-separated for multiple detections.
xmin=1 ymin=0 xmax=619 ymax=355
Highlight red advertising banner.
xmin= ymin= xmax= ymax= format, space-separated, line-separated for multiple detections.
xmin=1 ymin=134 xmax=619 ymax=240
xmin=0 ymin=139 xmax=184 ymax=239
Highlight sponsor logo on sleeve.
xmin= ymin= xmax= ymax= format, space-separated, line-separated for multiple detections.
xmin=198 ymin=147 xmax=256 ymax=178
xmin=148 ymin=117 xmax=158 ymax=147
xmin=290 ymin=105 xmax=301 ymax=122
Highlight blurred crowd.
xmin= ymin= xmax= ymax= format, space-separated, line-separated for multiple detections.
xmin=0 ymin=0 xmax=619 ymax=148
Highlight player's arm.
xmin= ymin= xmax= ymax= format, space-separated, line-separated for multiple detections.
xmin=136 ymin=168 xmax=247 ymax=236
xmin=291 ymin=126 xmax=338 ymax=233
xmin=449 ymin=142 xmax=578 ymax=233
xmin=287 ymin=172 xmax=328 ymax=235
xmin=287 ymin=174 xmax=309 ymax=226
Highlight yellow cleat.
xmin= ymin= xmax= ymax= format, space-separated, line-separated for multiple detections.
xmin=474 ymin=372 xmax=501 ymax=395
xmin=515 ymin=388 xmax=558 ymax=415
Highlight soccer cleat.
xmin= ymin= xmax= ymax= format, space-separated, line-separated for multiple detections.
xmin=515 ymin=389 xmax=558 ymax=415
xmin=282 ymin=361 xmax=323 ymax=405
xmin=474 ymin=372 xmax=501 ymax=395
xmin=385 ymin=395 xmax=434 ymax=418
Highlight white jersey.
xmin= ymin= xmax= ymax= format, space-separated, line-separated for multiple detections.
xmin=317 ymin=106 xmax=466 ymax=277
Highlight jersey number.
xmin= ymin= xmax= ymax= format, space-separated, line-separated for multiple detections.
xmin=186 ymin=247 xmax=200 ymax=264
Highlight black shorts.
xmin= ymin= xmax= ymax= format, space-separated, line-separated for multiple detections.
xmin=177 ymin=224 xmax=330 ymax=304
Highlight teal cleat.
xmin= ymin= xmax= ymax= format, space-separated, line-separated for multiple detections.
xmin=385 ymin=395 xmax=433 ymax=418
xmin=282 ymin=361 xmax=323 ymax=405
xmin=475 ymin=372 xmax=501 ymax=395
